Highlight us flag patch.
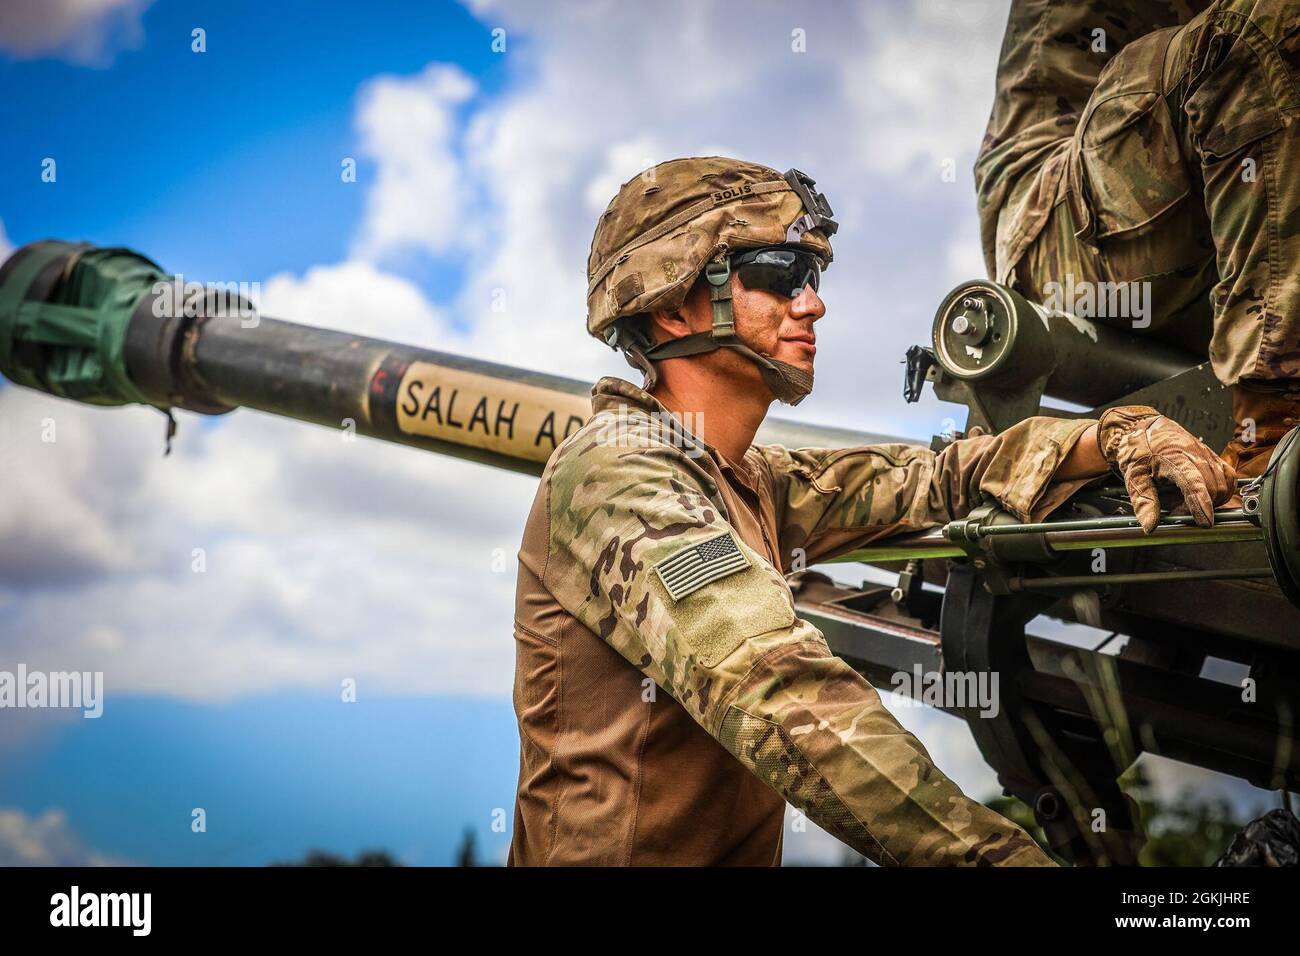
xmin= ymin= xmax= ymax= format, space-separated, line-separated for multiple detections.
xmin=653 ymin=531 xmax=750 ymax=601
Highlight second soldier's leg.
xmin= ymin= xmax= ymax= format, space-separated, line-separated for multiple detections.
xmin=1169 ymin=1 xmax=1300 ymax=473
xmin=1172 ymin=1 xmax=1300 ymax=386
xmin=975 ymin=1 xmax=1215 ymax=294
xmin=1017 ymin=11 xmax=1222 ymax=357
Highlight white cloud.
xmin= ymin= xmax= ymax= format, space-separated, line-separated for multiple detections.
xmin=0 ymin=394 xmax=158 ymax=586
xmin=0 ymin=382 xmax=535 ymax=701
xmin=350 ymin=64 xmax=478 ymax=263
xmin=258 ymin=259 xmax=452 ymax=346
xmin=841 ymin=0 xmax=1007 ymax=182
xmin=0 ymin=0 xmax=154 ymax=66
xmin=0 ymin=219 xmax=12 ymax=261
xmin=945 ymin=212 xmax=988 ymax=287
xmin=0 ymin=807 xmax=123 ymax=865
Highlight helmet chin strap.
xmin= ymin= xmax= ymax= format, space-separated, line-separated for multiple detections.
xmin=640 ymin=257 xmax=814 ymax=406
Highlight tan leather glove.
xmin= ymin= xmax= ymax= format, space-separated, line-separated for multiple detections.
xmin=1097 ymin=406 xmax=1235 ymax=534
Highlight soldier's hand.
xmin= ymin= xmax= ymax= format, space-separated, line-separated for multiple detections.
xmin=1097 ymin=406 xmax=1235 ymax=534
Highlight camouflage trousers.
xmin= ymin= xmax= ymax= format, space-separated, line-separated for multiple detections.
xmin=975 ymin=0 xmax=1300 ymax=386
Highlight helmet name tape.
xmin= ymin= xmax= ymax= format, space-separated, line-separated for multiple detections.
xmin=710 ymin=184 xmax=753 ymax=203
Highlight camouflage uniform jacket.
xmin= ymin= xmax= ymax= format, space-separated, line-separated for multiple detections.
xmin=509 ymin=376 xmax=1095 ymax=866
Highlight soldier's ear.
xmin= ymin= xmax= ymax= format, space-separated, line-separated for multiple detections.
xmin=654 ymin=277 xmax=715 ymax=338
xmin=646 ymin=307 xmax=690 ymax=344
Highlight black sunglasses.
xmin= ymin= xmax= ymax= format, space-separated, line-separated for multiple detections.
xmin=731 ymin=246 xmax=824 ymax=299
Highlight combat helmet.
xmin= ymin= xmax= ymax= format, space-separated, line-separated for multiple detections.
xmin=586 ymin=156 xmax=837 ymax=405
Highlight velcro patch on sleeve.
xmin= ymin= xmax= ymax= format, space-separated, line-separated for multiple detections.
xmin=653 ymin=530 xmax=751 ymax=602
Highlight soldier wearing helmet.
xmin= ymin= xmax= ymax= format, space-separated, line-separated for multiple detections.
xmin=508 ymin=156 xmax=1232 ymax=866
xmin=589 ymin=160 xmax=836 ymax=407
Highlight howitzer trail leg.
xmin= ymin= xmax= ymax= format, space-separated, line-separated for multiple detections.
xmin=940 ymin=564 xmax=1144 ymax=865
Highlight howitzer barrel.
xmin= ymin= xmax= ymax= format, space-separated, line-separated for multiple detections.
xmin=0 ymin=240 xmax=894 ymax=475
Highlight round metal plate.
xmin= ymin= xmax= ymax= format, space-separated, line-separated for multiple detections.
xmin=1260 ymin=426 xmax=1300 ymax=608
xmin=932 ymin=282 xmax=1014 ymax=380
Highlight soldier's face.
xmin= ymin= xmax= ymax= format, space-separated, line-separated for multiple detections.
xmin=656 ymin=273 xmax=825 ymax=401
xmin=678 ymin=273 xmax=825 ymax=391
xmin=730 ymin=272 xmax=825 ymax=375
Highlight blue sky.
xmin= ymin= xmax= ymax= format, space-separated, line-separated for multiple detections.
xmin=0 ymin=0 xmax=502 ymax=290
xmin=0 ymin=0 xmax=1275 ymax=866
xmin=0 ymin=693 xmax=521 ymax=865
